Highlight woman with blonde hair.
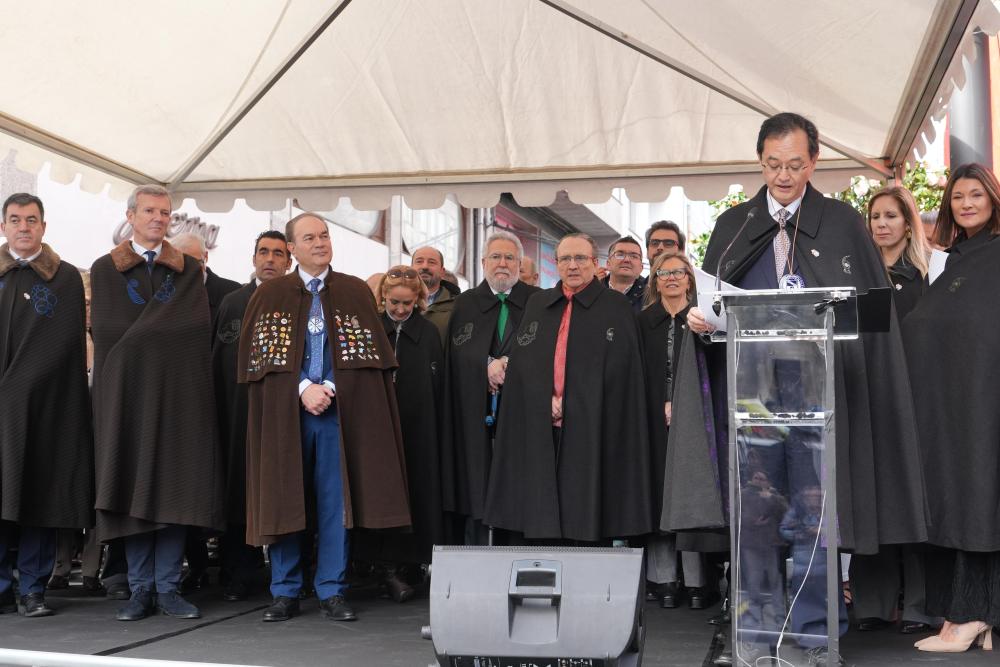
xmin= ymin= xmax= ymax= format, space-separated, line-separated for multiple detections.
xmin=866 ymin=186 xmax=930 ymax=321
xmin=637 ymin=252 xmax=714 ymax=609
xmin=352 ymin=266 xmax=444 ymax=603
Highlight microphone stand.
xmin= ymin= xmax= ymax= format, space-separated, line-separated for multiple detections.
xmin=712 ymin=207 xmax=758 ymax=316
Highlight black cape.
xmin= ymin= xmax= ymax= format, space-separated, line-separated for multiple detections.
xmin=441 ymin=279 xmax=538 ymax=519
xmin=482 ymin=278 xmax=652 ymax=540
xmin=91 ymin=240 xmax=225 ymax=540
xmin=637 ymin=301 xmax=690 ymax=528
xmin=887 ymin=257 xmax=926 ymax=322
xmin=205 ymin=267 xmax=240 ymax=329
xmin=212 ymin=281 xmax=256 ymax=526
xmin=354 ymin=311 xmax=445 ymax=563
xmin=902 ymin=232 xmax=1000 ymax=551
xmin=0 ymin=244 xmax=93 ymax=529
xmin=665 ymin=184 xmax=928 ymax=554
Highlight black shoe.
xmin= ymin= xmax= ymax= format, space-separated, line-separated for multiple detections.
xmin=18 ymin=593 xmax=54 ymax=617
xmin=179 ymin=569 xmax=209 ymax=594
xmin=383 ymin=572 xmax=415 ymax=603
xmin=857 ymin=616 xmax=891 ymax=632
xmin=319 ymin=595 xmax=357 ymax=621
xmin=156 ymin=591 xmax=201 ymax=619
xmin=222 ymin=580 xmax=248 ymax=602
xmin=81 ymin=577 xmax=106 ymax=596
xmin=262 ymin=596 xmax=300 ymax=622
xmin=106 ymin=582 xmax=131 ymax=600
xmin=900 ymin=621 xmax=934 ymax=635
xmin=689 ymin=587 xmax=720 ymax=610
xmin=708 ymin=608 xmax=731 ymax=626
xmin=116 ymin=587 xmax=154 ymax=621
xmin=47 ymin=575 xmax=70 ymax=590
xmin=659 ymin=582 xmax=683 ymax=609
xmin=804 ymin=646 xmax=846 ymax=667
xmin=0 ymin=588 xmax=15 ymax=614
xmin=645 ymin=581 xmax=668 ymax=602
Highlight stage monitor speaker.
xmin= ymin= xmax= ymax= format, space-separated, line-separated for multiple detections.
xmin=422 ymin=546 xmax=645 ymax=667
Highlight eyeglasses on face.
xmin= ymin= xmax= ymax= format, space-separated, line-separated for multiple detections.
xmin=486 ymin=252 xmax=517 ymax=263
xmin=610 ymin=251 xmax=642 ymax=261
xmin=556 ymin=254 xmax=594 ymax=266
xmin=387 ymin=268 xmax=419 ymax=280
xmin=761 ymin=160 xmax=809 ymax=175
xmin=648 ymin=238 xmax=678 ymax=248
xmin=655 ymin=268 xmax=688 ymax=279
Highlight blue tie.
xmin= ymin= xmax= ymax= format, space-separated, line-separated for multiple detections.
xmin=307 ymin=278 xmax=324 ymax=383
xmin=144 ymin=250 xmax=156 ymax=274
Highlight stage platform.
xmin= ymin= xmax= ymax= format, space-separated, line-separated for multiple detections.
xmin=0 ymin=578 xmax=995 ymax=666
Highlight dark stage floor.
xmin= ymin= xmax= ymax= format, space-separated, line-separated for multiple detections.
xmin=0 ymin=577 xmax=996 ymax=667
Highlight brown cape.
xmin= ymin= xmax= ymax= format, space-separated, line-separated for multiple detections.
xmin=238 ymin=269 xmax=411 ymax=546
xmin=0 ymin=244 xmax=93 ymax=529
xmin=91 ymin=240 xmax=224 ymax=540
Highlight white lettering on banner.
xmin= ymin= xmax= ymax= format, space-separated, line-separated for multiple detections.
xmin=113 ymin=212 xmax=220 ymax=249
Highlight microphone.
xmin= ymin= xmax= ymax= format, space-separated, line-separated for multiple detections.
xmin=712 ymin=206 xmax=758 ymax=316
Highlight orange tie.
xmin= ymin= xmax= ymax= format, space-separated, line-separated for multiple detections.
xmin=552 ymin=284 xmax=575 ymax=426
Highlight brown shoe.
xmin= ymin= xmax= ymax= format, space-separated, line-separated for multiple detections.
xmin=384 ymin=571 xmax=415 ymax=603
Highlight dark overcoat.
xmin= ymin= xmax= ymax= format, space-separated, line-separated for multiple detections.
xmin=354 ymin=311 xmax=445 ymax=563
xmin=91 ymin=240 xmax=224 ymax=540
xmin=212 ymin=281 xmax=256 ymax=526
xmin=0 ymin=244 xmax=93 ymax=529
xmin=887 ymin=256 xmax=926 ymax=322
xmin=441 ymin=279 xmax=538 ymax=519
xmin=903 ymin=231 xmax=1000 ymax=551
xmin=482 ymin=278 xmax=652 ymax=541
xmin=238 ymin=269 xmax=411 ymax=546
xmin=664 ymin=184 xmax=928 ymax=555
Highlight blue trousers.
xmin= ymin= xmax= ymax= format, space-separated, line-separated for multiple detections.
xmin=0 ymin=522 xmax=56 ymax=596
xmin=269 ymin=407 xmax=348 ymax=600
xmin=124 ymin=524 xmax=186 ymax=594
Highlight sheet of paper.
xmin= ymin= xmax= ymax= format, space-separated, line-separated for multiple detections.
xmin=694 ymin=266 xmax=743 ymax=331
xmin=928 ymin=249 xmax=948 ymax=285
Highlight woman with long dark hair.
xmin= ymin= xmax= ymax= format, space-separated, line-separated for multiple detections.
xmin=903 ymin=163 xmax=1000 ymax=652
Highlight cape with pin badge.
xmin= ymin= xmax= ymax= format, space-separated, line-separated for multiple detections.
xmin=663 ymin=183 xmax=928 ymax=555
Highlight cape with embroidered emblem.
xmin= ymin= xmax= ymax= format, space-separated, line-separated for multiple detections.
xmin=91 ymin=240 xmax=224 ymax=541
xmin=0 ymin=243 xmax=93 ymax=529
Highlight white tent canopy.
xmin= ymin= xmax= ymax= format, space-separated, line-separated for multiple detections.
xmin=1 ymin=0 xmax=997 ymax=211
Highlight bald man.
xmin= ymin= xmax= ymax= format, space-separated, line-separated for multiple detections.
xmin=172 ymin=232 xmax=239 ymax=328
xmin=519 ymin=257 xmax=538 ymax=286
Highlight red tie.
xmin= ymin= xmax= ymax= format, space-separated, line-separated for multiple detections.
xmin=552 ymin=284 xmax=575 ymax=426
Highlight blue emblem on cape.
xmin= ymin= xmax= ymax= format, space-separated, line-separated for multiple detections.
xmin=31 ymin=283 xmax=58 ymax=318
xmin=154 ymin=273 xmax=176 ymax=303
xmin=126 ymin=278 xmax=146 ymax=304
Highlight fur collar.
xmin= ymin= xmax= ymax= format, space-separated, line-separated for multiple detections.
xmin=109 ymin=239 xmax=186 ymax=274
xmin=0 ymin=243 xmax=61 ymax=281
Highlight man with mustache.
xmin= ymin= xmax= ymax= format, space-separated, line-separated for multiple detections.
xmin=90 ymin=185 xmax=224 ymax=622
xmin=441 ymin=231 xmax=538 ymax=544
xmin=0 ymin=193 xmax=93 ymax=617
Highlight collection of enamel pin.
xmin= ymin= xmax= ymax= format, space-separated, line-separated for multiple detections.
xmin=247 ymin=311 xmax=294 ymax=373
xmin=334 ymin=312 xmax=380 ymax=362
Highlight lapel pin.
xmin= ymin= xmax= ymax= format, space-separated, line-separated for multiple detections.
xmin=23 ymin=292 xmax=31 ymax=300
xmin=810 ymin=249 xmax=820 ymax=257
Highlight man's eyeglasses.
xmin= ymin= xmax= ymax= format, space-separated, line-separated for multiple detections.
xmin=655 ymin=268 xmax=688 ymax=279
xmin=610 ymin=251 xmax=642 ymax=261
xmin=648 ymin=239 xmax=678 ymax=248
xmin=761 ymin=160 xmax=809 ymax=175
xmin=487 ymin=253 xmax=517 ymax=263
xmin=556 ymin=254 xmax=594 ymax=266
xmin=387 ymin=268 xmax=419 ymax=280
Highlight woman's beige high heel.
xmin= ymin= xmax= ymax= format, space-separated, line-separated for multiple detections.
xmin=917 ymin=621 xmax=992 ymax=653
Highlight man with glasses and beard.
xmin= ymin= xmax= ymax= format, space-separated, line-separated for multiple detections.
xmin=441 ymin=230 xmax=538 ymax=545
xmin=603 ymin=236 xmax=647 ymax=312
xmin=482 ymin=233 xmax=651 ymax=545
xmin=645 ymin=220 xmax=686 ymax=265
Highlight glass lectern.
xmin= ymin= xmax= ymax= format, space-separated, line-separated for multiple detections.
xmin=710 ymin=287 xmax=857 ymax=666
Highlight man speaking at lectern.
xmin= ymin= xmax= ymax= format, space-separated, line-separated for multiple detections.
xmin=673 ymin=113 xmax=927 ymax=655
